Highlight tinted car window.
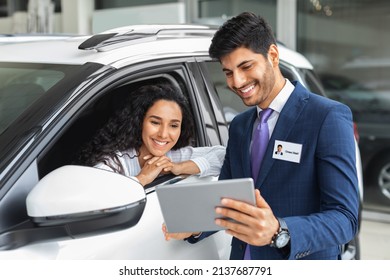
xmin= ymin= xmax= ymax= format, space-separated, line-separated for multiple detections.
xmin=0 ymin=62 xmax=105 ymax=181
xmin=0 ymin=63 xmax=73 ymax=135
xmin=296 ymin=68 xmax=326 ymax=97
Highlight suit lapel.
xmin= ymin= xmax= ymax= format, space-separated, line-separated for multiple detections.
xmin=255 ymin=83 xmax=310 ymax=187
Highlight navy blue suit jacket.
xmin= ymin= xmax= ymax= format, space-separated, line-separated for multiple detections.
xmin=195 ymin=81 xmax=359 ymax=260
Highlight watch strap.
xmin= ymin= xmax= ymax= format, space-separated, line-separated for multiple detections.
xmin=277 ymin=217 xmax=288 ymax=231
xmin=270 ymin=217 xmax=290 ymax=248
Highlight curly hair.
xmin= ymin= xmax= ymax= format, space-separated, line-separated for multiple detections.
xmin=209 ymin=12 xmax=276 ymax=61
xmin=77 ymin=83 xmax=195 ymax=173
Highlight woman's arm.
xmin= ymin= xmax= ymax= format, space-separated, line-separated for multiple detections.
xmin=169 ymin=145 xmax=226 ymax=177
xmin=168 ymin=160 xmax=200 ymax=175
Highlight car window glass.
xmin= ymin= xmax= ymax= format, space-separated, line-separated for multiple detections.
xmin=37 ymin=74 xmax=198 ymax=182
xmin=279 ymin=62 xmax=323 ymax=95
xmin=298 ymin=68 xmax=326 ymax=97
xmin=0 ymin=63 xmax=65 ymax=134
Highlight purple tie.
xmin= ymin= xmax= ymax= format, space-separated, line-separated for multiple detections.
xmin=250 ymin=108 xmax=273 ymax=181
xmin=245 ymin=107 xmax=273 ymax=260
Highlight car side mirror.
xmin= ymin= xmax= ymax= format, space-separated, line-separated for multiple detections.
xmin=26 ymin=165 xmax=146 ymax=226
xmin=0 ymin=165 xmax=146 ymax=250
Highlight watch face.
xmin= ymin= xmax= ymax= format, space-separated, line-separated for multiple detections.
xmin=276 ymin=232 xmax=290 ymax=248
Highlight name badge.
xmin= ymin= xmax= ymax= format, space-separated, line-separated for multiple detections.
xmin=272 ymin=140 xmax=302 ymax=163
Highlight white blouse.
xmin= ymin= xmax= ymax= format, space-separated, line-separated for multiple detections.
xmin=94 ymin=145 xmax=226 ymax=178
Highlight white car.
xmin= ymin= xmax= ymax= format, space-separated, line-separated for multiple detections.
xmin=0 ymin=25 xmax=363 ymax=259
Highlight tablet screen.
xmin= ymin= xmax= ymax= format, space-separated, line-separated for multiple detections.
xmin=155 ymin=177 xmax=255 ymax=232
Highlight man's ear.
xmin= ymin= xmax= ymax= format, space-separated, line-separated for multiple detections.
xmin=268 ymin=44 xmax=279 ymax=67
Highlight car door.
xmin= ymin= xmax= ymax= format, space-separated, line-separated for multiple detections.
xmin=0 ymin=59 xmax=231 ymax=260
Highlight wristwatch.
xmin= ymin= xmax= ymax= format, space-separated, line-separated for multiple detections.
xmin=270 ymin=217 xmax=290 ymax=249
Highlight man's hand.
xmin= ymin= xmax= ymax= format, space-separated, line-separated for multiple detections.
xmin=215 ymin=189 xmax=279 ymax=246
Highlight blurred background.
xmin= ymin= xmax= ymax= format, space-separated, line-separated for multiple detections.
xmin=1 ymin=0 xmax=389 ymax=259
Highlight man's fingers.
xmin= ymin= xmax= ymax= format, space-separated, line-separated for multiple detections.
xmin=215 ymin=205 xmax=254 ymax=234
xmin=255 ymin=189 xmax=271 ymax=209
xmin=218 ymin=195 xmax=257 ymax=216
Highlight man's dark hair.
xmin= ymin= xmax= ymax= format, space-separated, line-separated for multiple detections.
xmin=209 ymin=12 xmax=276 ymax=61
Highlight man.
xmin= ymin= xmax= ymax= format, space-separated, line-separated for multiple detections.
xmin=275 ymin=144 xmax=283 ymax=155
xmin=164 ymin=12 xmax=359 ymax=260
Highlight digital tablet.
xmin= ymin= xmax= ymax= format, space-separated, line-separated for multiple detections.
xmin=155 ymin=177 xmax=255 ymax=233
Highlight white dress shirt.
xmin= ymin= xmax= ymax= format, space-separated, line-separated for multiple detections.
xmin=252 ymin=79 xmax=295 ymax=141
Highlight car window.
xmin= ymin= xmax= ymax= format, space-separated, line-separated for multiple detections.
xmin=278 ymin=62 xmax=326 ymax=97
xmin=0 ymin=62 xmax=106 ymax=178
xmin=0 ymin=62 xmax=70 ymax=135
xmin=37 ymin=73 xmax=199 ymax=180
xmin=186 ymin=61 xmax=228 ymax=146
xmin=296 ymin=68 xmax=327 ymax=97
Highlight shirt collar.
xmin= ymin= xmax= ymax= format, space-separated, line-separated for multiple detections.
xmin=256 ymin=79 xmax=295 ymax=116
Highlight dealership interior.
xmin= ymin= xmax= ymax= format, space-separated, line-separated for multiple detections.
xmin=1 ymin=0 xmax=389 ymax=259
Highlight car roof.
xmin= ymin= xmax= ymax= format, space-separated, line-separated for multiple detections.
xmin=0 ymin=24 xmax=313 ymax=69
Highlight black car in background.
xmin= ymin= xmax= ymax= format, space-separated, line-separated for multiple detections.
xmin=321 ymin=73 xmax=390 ymax=204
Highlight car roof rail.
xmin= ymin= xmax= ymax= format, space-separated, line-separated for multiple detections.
xmin=78 ymin=25 xmax=216 ymax=52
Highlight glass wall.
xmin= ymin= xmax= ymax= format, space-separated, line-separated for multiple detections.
xmin=95 ymin=0 xmax=176 ymax=10
xmin=0 ymin=0 xmax=61 ymax=16
xmin=297 ymin=0 xmax=390 ymax=213
xmin=196 ymin=0 xmax=276 ymax=27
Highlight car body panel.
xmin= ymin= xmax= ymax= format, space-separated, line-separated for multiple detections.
xmin=0 ymin=176 xmax=231 ymax=260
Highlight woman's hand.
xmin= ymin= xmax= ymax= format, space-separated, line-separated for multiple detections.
xmin=162 ymin=223 xmax=197 ymax=241
xmin=136 ymin=155 xmax=173 ymax=186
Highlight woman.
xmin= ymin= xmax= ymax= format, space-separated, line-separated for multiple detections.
xmin=78 ymin=83 xmax=225 ymax=186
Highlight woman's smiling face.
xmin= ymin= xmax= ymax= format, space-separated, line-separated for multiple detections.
xmin=141 ymin=99 xmax=182 ymax=157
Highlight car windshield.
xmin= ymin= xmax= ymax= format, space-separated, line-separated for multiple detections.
xmin=0 ymin=62 xmax=68 ymax=135
xmin=0 ymin=61 xmax=107 ymax=178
